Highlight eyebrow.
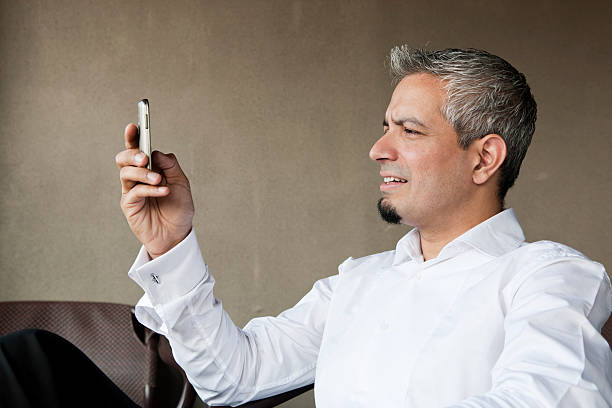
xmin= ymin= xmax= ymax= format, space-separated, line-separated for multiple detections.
xmin=383 ymin=116 xmax=429 ymax=130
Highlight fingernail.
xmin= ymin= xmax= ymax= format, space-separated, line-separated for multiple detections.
xmin=147 ymin=173 xmax=158 ymax=183
xmin=135 ymin=153 xmax=144 ymax=163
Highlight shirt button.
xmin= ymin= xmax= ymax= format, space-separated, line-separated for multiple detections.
xmin=151 ymin=273 xmax=160 ymax=284
xmin=415 ymin=272 xmax=422 ymax=280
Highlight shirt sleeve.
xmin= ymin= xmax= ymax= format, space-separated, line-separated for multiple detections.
xmin=446 ymin=257 xmax=612 ymax=408
xmin=127 ymin=229 xmax=336 ymax=406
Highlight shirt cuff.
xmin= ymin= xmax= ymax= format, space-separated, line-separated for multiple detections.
xmin=127 ymin=229 xmax=208 ymax=305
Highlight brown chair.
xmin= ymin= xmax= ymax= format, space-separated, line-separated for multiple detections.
xmin=0 ymin=301 xmax=195 ymax=408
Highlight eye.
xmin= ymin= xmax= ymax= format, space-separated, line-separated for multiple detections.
xmin=404 ymin=128 xmax=419 ymax=134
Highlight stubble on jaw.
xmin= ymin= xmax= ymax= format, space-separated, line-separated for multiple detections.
xmin=377 ymin=197 xmax=402 ymax=224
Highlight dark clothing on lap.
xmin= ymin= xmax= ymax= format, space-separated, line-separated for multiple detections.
xmin=0 ymin=329 xmax=139 ymax=408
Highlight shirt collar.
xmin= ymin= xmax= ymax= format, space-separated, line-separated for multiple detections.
xmin=392 ymin=208 xmax=526 ymax=265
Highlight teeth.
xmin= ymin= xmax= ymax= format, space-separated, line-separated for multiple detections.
xmin=384 ymin=177 xmax=407 ymax=183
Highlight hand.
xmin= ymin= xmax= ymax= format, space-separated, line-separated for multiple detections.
xmin=116 ymin=123 xmax=195 ymax=258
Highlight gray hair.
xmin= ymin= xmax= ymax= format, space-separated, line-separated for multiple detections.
xmin=388 ymin=46 xmax=537 ymax=202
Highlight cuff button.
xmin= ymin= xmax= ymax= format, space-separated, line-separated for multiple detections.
xmin=151 ymin=273 xmax=160 ymax=284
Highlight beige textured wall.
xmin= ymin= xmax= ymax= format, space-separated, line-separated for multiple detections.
xmin=1 ymin=1 xmax=611 ymax=407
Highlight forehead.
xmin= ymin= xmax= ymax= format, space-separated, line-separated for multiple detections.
xmin=385 ymin=73 xmax=447 ymax=124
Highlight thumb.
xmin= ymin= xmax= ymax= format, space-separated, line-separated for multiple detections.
xmin=152 ymin=151 xmax=186 ymax=179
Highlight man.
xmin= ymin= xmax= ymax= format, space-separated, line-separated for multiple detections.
xmin=1 ymin=46 xmax=609 ymax=407
xmin=117 ymin=47 xmax=612 ymax=406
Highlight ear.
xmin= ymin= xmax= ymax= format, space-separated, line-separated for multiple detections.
xmin=470 ymin=134 xmax=507 ymax=185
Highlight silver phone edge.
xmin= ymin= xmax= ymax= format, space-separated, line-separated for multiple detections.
xmin=137 ymin=99 xmax=152 ymax=171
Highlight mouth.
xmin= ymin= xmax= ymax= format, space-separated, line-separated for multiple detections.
xmin=383 ymin=176 xmax=407 ymax=184
xmin=380 ymin=175 xmax=407 ymax=192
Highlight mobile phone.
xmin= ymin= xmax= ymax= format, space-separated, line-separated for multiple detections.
xmin=137 ymin=99 xmax=152 ymax=170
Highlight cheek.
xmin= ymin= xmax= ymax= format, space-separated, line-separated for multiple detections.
xmin=405 ymin=147 xmax=449 ymax=181
xmin=409 ymin=149 xmax=470 ymax=193
xmin=402 ymin=143 xmax=437 ymax=169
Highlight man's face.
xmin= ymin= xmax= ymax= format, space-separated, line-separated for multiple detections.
xmin=370 ymin=73 xmax=475 ymax=228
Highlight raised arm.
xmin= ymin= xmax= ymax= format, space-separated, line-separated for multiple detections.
xmin=117 ymin=123 xmax=332 ymax=405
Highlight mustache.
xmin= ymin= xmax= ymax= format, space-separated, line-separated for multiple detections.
xmin=380 ymin=165 xmax=410 ymax=179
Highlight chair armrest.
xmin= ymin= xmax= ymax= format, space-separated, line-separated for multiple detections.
xmin=131 ymin=310 xmax=196 ymax=408
xmin=213 ymin=384 xmax=314 ymax=408
xmin=158 ymin=335 xmax=197 ymax=408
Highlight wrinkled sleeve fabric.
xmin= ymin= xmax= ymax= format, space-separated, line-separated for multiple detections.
xmin=447 ymin=257 xmax=612 ymax=408
xmin=128 ymin=229 xmax=336 ymax=406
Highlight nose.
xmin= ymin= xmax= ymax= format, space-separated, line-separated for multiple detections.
xmin=369 ymin=132 xmax=398 ymax=162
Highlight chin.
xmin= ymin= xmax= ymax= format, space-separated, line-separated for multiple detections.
xmin=377 ymin=197 xmax=402 ymax=224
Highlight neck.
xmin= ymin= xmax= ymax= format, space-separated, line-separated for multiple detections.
xmin=418 ymin=201 xmax=502 ymax=261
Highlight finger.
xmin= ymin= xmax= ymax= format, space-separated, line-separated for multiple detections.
xmin=124 ymin=123 xmax=139 ymax=150
xmin=120 ymin=166 xmax=162 ymax=194
xmin=116 ymin=148 xmax=149 ymax=169
xmin=122 ymin=184 xmax=169 ymax=206
xmin=151 ymin=151 xmax=187 ymax=180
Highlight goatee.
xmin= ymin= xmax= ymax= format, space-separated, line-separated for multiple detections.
xmin=377 ymin=198 xmax=401 ymax=224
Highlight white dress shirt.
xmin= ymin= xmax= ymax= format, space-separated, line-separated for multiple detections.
xmin=128 ymin=209 xmax=612 ymax=407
